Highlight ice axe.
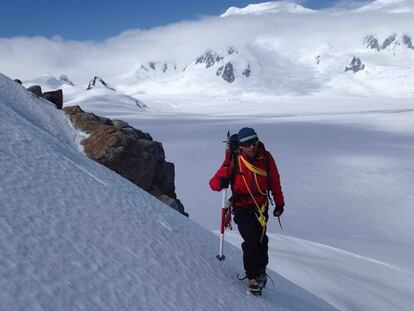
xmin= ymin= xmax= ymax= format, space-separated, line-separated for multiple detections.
xmin=216 ymin=131 xmax=232 ymax=261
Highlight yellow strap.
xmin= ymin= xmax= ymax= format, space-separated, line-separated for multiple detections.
xmin=240 ymin=155 xmax=267 ymax=195
xmin=240 ymin=156 xmax=267 ymax=176
xmin=254 ymin=174 xmax=267 ymax=196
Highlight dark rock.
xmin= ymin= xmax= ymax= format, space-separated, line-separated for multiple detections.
xmin=345 ymin=56 xmax=365 ymax=73
xmin=60 ymin=75 xmax=73 ymax=85
xmin=227 ymin=47 xmax=237 ymax=55
xmin=121 ymin=127 xmax=153 ymax=141
xmin=14 ymin=79 xmax=22 ymax=84
xmin=403 ymin=34 xmax=414 ymax=49
xmin=216 ymin=66 xmax=224 ymax=76
xmin=27 ymin=85 xmax=42 ymax=97
xmin=87 ymin=76 xmax=115 ymax=91
xmin=222 ymin=62 xmax=235 ymax=83
xmin=382 ymin=34 xmax=396 ymax=50
xmin=242 ymin=65 xmax=251 ymax=77
xmin=364 ymin=35 xmax=380 ymax=51
xmin=153 ymin=161 xmax=175 ymax=198
xmin=98 ymin=116 xmax=113 ymax=126
xmin=112 ymin=119 xmax=130 ymax=129
xmin=60 ymin=75 xmax=74 ymax=86
xmin=42 ymin=89 xmax=63 ymax=109
xmin=196 ymin=50 xmax=224 ymax=68
xmin=135 ymin=100 xmax=148 ymax=109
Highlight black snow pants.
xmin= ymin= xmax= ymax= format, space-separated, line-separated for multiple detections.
xmin=233 ymin=206 xmax=269 ymax=279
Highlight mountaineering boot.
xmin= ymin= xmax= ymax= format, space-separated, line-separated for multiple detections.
xmin=257 ymin=272 xmax=267 ymax=289
xmin=248 ymin=278 xmax=262 ymax=296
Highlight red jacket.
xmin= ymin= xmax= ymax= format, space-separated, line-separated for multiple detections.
xmin=209 ymin=142 xmax=284 ymax=208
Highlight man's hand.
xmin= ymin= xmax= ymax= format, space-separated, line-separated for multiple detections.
xmin=229 ymin=134 xmax=239 ymax=153
xmin=273 ymin=203 xmax=285 ymax=217
xmin=219 ymin=177 xmax=230 ymax=189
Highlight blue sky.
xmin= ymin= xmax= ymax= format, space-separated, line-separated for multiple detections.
xmin=0 ymin=0 xmax=367 ymax=41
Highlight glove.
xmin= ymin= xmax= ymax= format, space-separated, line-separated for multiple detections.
xmin=273 ymin=203 xmax=285 ymax=217
xmin=224 ymin=149 xmax=232 ymax=166
xmin=219 ymin=177 xmax=230 ymax=189
xmin=229 ymin=134 xmax=239 ymax=153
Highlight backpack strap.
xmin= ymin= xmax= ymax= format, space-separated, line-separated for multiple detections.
xmin=230 ymin=152 xmax=241 ymax=186
xmin=263 ymin=149 xmax=274 ymax=206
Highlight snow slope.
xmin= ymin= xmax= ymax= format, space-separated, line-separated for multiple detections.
xmin=0 ymin=73 xmax=335 ymax=310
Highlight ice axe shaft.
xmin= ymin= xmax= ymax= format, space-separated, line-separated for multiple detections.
xmin=216 ymin=187 xmax=228 ymax=261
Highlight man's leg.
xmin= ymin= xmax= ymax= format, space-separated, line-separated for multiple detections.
xmin=257 ymin=231 xmax=269 ymax=287
xmin=233 ymin=207 xmax=263 ymax=279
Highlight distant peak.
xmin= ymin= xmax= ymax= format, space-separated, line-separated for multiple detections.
xmin=221 ymin=1 xmax=315 ymax=17
xmin=356 ymin=0 xmax=414 ymax=13
xmin=59 ymin=75 xmax=74 ymax=86
xmin=363 ymin=33 xmax=414 ymax=51
xmin=86 ymin=76 xmax=115 ymax=91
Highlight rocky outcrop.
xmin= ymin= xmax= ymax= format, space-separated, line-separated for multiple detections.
xmin=63 ymin=105 xmax=188 ymax=217
xmin=27 ymin=85 xmax=43 ymax=97
xmin=26 ymin=85 xmax=63 ymax=109
xmin=345 ymin=56 xmax=365 ymax=73
xmin=42 ymin=90 xmax=63 ymax=109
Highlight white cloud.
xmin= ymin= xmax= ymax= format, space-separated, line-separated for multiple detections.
xmin=0 ymin=1 xmax=412 ymax=85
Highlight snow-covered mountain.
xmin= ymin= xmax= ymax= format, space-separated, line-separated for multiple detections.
xmin=23 ymin=73 xmax=148 ymax=116
xmin=3 ymin=1 xmax=414 ymax=101
xmin=107 ymin=1 xmax=414 ymax=99
xmin=221 ymin=1 xmax=316 ymax=16
xmin=24 ymin=73 xmax=75 ymax=90
xmin=356 ymin=0 xmax=414 ymax=13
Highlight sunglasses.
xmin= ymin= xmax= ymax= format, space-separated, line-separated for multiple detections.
xmin=240 ymin=140 xmax=258 ymax=148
